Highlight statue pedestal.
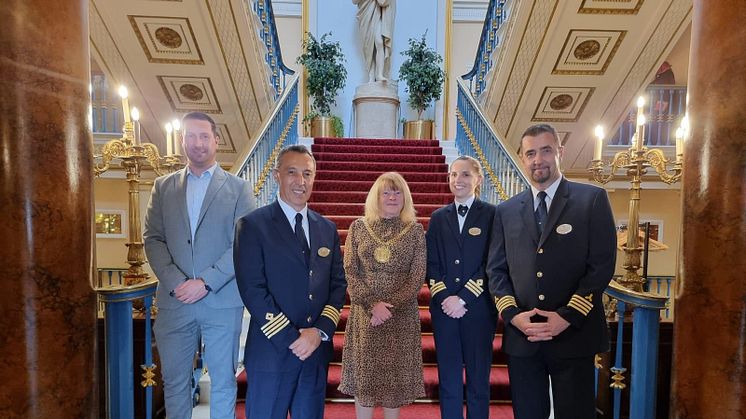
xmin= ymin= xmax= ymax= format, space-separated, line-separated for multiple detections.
xmin=353 ymin=82 xmax=400 ymax=138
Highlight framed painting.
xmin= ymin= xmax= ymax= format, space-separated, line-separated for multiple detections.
xmin=95 ymin=209 xmax=127 ymax=239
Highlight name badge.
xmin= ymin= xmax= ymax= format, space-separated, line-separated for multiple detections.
xmin=556 ymin=224 xmax=573 ymax=235
xmin=317 ymin=247 xmax=331 ymax=257
xmin=468 ymin=227 xmax=481 ymax=236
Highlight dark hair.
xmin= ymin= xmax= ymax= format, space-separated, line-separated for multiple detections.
xmin=181 ymin=112 xmax=219 ymax=137
xmin=274 ymin=144 xmax=315 ymax=169
xmin=518 ymin=124 xmax=561 ymax=154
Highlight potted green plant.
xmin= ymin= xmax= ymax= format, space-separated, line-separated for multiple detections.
xmin=398 ymin=32 xmax=445 ymax=139
xmin=297 ymin=32 xmax=347 ymax=137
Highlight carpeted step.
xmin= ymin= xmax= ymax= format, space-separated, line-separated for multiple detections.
xmin=236 ymin=402 xmax=515 ymax=418
xmin=310 ymin=202 xmax=442 ymax=217
xmin=316 ymin=161 xmax=447 ymax=173
xmin=312 ymin=143 xmax=443 ymax=155
xmin=313 ymin=152 xmax=446 ymax=164
xmin=314 ymin=180 xmax=451 ymax=194
xmin=311 ymin=191 xmax=452 ymax=205
xmin=314 ymin=137 xmax=440 ymax=147
xmin=315 ymin=170 xmax=449 ymax=183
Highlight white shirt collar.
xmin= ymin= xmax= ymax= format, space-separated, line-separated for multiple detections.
xmin=186 ymin=163 xmax=218 ymax=179
xmin=530 ymin=175 xmax=562 ymax=203
xmin=454 ymin=195 xmax=476 ymax=214
xmin=277 ymin=196 xmax=308 ymax=224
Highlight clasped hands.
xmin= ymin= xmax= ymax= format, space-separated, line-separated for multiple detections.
xmin=511 ymin=308 xmax=570 ymax=342
xmin=441 ymin=295 xmax=467 ymax=319
xmin=370 ymin=301 xmax=394 ymax=326
xmin=172 ymin=278 xmax=208 ymax=304
xmin=289 ymin=328 xmax=322 ymax=361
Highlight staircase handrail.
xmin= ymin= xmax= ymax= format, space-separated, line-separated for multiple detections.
xmin=461 ymin=0 xmax=510 ymax=95
xmin=603 ymin=279 xmax=668 ymax=419
xmin=231 ymin=73 xmax=299 ymax=206
xmin=251 ymin=0 xmax=295 ymax=97
xmin=455 ymin=77 xmax=529 ymax=204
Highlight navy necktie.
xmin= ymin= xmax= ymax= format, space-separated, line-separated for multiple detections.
xmin=295 ymin=213 xmax=310 ymax=266
xmin=535 ymin=191 xmax=548 ymax=235
xmin=457 ymin=204 xmax=468 ymax=217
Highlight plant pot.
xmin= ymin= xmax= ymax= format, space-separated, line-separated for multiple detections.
xmin=403 ymin=119 xmax=434 ymax=140
xmin=310 ymin=116 xmax=336 ymax=138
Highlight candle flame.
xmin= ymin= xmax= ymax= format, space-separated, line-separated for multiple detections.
xmin=118 ymin=85 xmax=128 ymax=99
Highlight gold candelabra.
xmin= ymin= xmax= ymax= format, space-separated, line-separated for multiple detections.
xmin=94 ymin=86 xmax=185 ymax=286
xmin=589 ymin=96 xmax=685 ymax=292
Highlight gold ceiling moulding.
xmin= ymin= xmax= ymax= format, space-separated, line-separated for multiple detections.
xmin=532 ymin=86 xmax=595 ymax=123
xmin=552 ymin=29 xmax=627 ymax=75
xmin=128 ymin=15 xmax=204 ymax=65
xmin=578 ymin=0 xmax=645 ymax=15
xmin=157 ymin=75 xmax=223 ymax=114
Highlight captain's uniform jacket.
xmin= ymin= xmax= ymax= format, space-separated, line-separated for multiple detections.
xmin=234 ymin=200 xmax=347 ymax=372
xmin=487 ymin=178 xmax=617 ymax=357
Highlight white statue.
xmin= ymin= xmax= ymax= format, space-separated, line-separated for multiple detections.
xmin=352 ymin=0 xmax=396 ymax=83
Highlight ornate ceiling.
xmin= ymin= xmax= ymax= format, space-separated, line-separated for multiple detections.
xmin=478 ymin=0 xmax=692 ymax=176
xmin=90 ymin=0 xmax=276 ymax=166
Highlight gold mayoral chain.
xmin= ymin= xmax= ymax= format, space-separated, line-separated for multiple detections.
xmin=363 ymin=220 xmax=415 ymax=264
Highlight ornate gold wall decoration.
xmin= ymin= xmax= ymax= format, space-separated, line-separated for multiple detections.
xmin=532 ymin=87 xmax=595 ymax=122
xmin=128 ymin=15 xmax=204 ymax=64
xmin=158 ymin=76 xmax=222 ymax=113
xmin=215 ymin=124 xmax=237 ymax=154
xmin=552 ymin=30 xmax=626 ymax=75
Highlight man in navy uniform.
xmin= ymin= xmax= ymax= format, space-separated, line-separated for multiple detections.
xmin=487 ymin=124 xmax=616 ymax=419
xmin=234 ymin=145 xmax=347 ymax=419
xmin=426 ymin=156 xmax=497 ymax=419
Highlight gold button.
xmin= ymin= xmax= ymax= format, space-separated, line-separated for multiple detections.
xmin=538 ymin=248 xmax=544 ymax=254
xmin=454 ymin=259 xmax=460 ymax=265
xmin=455 ymin=277 xmax=460 ymax=282
xmin=309 ymin=294 xmax=313 ymax=300
xmin=307 ymin=316 xmax=312 ymax=323
xmin=537 ymin=271 xmax=543 ymax=278
xmin=539 ymin=294 xmax=545 ymax=301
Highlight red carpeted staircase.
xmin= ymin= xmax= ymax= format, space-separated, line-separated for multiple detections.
xmin=236 ymin=137 xmax=513 ymax=418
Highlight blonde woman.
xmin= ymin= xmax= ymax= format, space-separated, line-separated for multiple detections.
xmin=338 ymin=172 xmax=426 ymax=419
xmin=425 ymin=156 xmax=497 ymax=419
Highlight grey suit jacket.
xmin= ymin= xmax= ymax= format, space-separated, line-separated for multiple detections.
xmin=144 ymin=166 xmax=254 ymax=309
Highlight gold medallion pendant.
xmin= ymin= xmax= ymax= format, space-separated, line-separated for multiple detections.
xmin=374 ymin=245 xmax=391 ymax=263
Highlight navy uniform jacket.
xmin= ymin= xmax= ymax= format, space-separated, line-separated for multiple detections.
xmin=426 ymin=199 xmax=497 ymax=312
xmin=487 ymin=178 xmax=616 ymax=358
xmin=234 ymin=201 xmax=347 ymax=372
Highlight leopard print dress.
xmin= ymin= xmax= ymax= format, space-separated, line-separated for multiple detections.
xmin=338 ymin=217 xmax=426 ymax=408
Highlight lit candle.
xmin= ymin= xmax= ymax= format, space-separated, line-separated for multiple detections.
xmin=593 ymin=125 xmax=604 ymax=161
xmin=172 ymin=118 xmax=182 ymax=155
xmin=165 ymin=123 xmax=173 ymax=155
xmin=118 ymin=86 xmax=131 ymax=124
xmin=635 ymin=96 xmax=645 ymax=151
xmin=131 ymin=107 xmax=141 ymax=145
xmin=675 ymin=127 xmax=684 ymax=158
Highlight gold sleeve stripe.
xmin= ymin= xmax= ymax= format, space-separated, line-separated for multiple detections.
xmin=430 ymin=282 xmax=447 ymax=296
xmin=321 ymin=305 xmax=341 ymax=325
xmin=261 ymin=313 xmax=288 ymax=333
xmin=262 ymin=314 xmax=290 ymax=339
xmin=465 ymin=280 xmax=483 ymax=297
xmin=495 ymin=295 xmax=517 ymax=314
xmin=568 ymin=295 xmax=593 ymax=315
xmin=570 ymin=294 xmax=593 ymax=311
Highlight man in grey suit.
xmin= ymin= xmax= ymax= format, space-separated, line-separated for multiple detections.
xmin=144 ymin=112 xmax=254 ymax=419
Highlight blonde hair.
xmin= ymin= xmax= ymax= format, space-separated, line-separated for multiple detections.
xmin=364 ymin=172 xmax=417 ymax=224
xmin=450 ymin=155 xmax=484 ymax=197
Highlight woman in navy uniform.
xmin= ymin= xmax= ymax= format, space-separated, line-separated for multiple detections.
xmin=426 ymin=156 xmax=497 ymax=419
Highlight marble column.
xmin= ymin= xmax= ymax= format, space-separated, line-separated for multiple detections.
xmin=0 ymin=1 xmax=97 ymax=418
xmin=671 ymin=1 xmax=746 ymax=417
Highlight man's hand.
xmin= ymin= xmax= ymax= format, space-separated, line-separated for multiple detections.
xmin=510 ymin=309 xmax=538 ymax=336
xmin=525 ymin=309 xmax=570 ymax=342
xmin=289 ymin=328 xmax=322 ymax=361
xmin=173 ymin=278 xmax=208 ymax=304
xmin=441 ymin=296 xmax=468 ymax=318
xmin=370 ymin=301 xmax=394 ymax=326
